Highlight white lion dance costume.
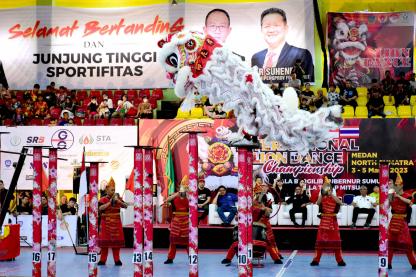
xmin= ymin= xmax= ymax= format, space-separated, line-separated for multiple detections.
xmin=158 ymin=31 xmax=343 ymax=154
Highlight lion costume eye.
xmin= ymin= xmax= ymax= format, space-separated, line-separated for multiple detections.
xmin=166 ymin=53 xmax=178 ymax=68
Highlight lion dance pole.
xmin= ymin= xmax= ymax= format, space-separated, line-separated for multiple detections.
xmin=246 ymin=150 xmax=253 ymax=272
xmin=87 ymin=162 xmax=102 ymax=277
xmin=379 ymin=162 xmax=389 ymax=277
xmin=32 ymin=146 xmax=43 ymax=277
xmin=47 ymin=148 xmax=58 ymax=277
xmin=181 ymin=130 xmax=205 ymax=277
xmin=133 ymin=147 xmax=144 ymax=277
xmin=143 ymin=146 xmax=155 ymax=276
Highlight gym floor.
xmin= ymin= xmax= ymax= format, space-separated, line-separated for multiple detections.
xmin=1 ymin=248 xmax=414 ymax=276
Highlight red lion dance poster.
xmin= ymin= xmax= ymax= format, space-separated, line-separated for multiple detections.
xmin=327 ymin=12 xmax=414 ymax=87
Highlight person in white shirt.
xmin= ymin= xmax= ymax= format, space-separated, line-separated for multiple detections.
xmin=351 ymin=185 xmax=377 ymax=228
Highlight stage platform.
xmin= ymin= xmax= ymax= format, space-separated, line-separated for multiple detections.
xmin=1 ymin=248 xmax=415 ymax=276
xmin=122 ymin=224 xmax=416 ymax=251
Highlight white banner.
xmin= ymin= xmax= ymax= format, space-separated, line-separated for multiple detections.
xmin=0 ymin=126 xmax=137 ymax=192
xmin=16 ymin=215 xmax=77 ymax=247
xmin=0 ymin=0 xmax=314 ymax=89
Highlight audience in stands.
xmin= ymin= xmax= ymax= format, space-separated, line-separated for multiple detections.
xmin=369 ymin=185 xmax=379 ymax=205
xmin=41 ymin=193 xmax=48 ymax=215
xmin=87 ymin=96 xmax=99 ymax=118
xmin=351 ymin=185 xmax=377 ymax=228
xmin=17 ymin=194 xmax=32 ymax=215
xmin=285 ymin=185 xmax=309 ymax=226
xmin=381 ymin=70 xmax=395 ymax=96
xmin=288 ymin=72 xmax=301 ymax=92
xmin=339 ymin=80 xmax=358 ymax=109
xmin=313 ymin=89 xmax=327 ymax=109
xmin=197 ymin=176 xmax=211 ymax=223
xmin=213 ymin=185 xmax=237 ymax=226
xmin=136 ymin=96 xmax=153 ymax=119
xmin=112 ymin=94 xmax=133 ymax=118
xmin=367 ymin=89 xmax=385 ymax=117
xmin=327 ymin=84 xmax=340 ymax=106
xmin=98 ymin=97 xmax=110 ymax=119
xmin=395 ymin=83 xmax=410 ymax=106
xmin=58 ymin=111 xmax=71 ymax=126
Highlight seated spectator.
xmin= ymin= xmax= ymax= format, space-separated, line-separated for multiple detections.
xmin=17 ymin=195 xmax=32 ymax=215
xmin=339 ymin=79 xmax=358 ymax=108
xmin=205 ymin=103 xmax=227 ymax=119
xmin=22 ymin=98 xmax=34 ymax=119
xmin=102 ymin=93 xmax=114 ymax=115
xmin=34 ymin=95 xmax=49 ymax=118
xmin=197 ymin=176 xmax=211 ymax=223
xmin=112 ymin=94 xmax=133 ymax=118
xmin=41 ymin=194 xmax=48 ymax=215
xmin=136 ymin=96 xmax=153 ymax=119
xmin=98 ymin=98 xmax=110 ymax=119
xmin=396 ymin=71 xmax=411 ymax=89
xmin=43 ymin=85 xmax=57 ymax=108
xmin=67 ymin=118 xmax=75 ymax=125
xmin=212 ymin=185 xmax=237 ymax=226
xmin=24 ymin=83 xmax=40 ymax=101
xmin=327 ymin=84 xmax=340 ymax=106
xmin=394 ymin=83 xmax=410 ymax=106
xmin=381 ymin=70 xmax=395 ymax=96
xmin=285 ymin=186 xmax=309 ymax=226
xmin=59 ymin=195 xmax=69 ymax=214
xmin=299 ymin=178 xmax=311 ymax=198
xmin=367 ymin=89 xmax=385 ymax=117
xmin=300 ymin=83 xmax=315 ymax=105
xmin=193 ymin=91 xmax=203 ymax=107
xmin=61 ymin=96 xmax=76 ymax=114
xmin=351 ymin=185 xmax=377 ymax=228
xmin=1 ymin=88 xmax=11 ymax=100
xmin=272 ymin=178 xmax=289 ymax=203
xmin=369 ymin=185 xmax=379 ymax=205
xmin=299 ymin=97 xmax=311 ymax=112
xmin=287 ymin=72 xmax=301 ymax=92
xmin=56 ymin=86 xmax=68 ymax=105
xmin=313 ymin=89 xmax=327 ymax=109
xmin=64 ymin=197 xmax=77 ymax=216
xmin=87 ymin=96 xmax=99 ymax=118
xmin=270 ymin=83 xmax=282 ymax=96
xmin=410 ymin=73 xmax=416 ymax=94
xmin=58 ymin=111 xmax=71 ymax=126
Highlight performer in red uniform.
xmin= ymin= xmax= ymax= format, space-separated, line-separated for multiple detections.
xmin=221 ymin=183 xmax=283 ymax=265
xmin=311 ymin=177 xmax=346 ymax=266
xmin=164 ymin=183 xmax=189 ymax=264
xmin=387 ymin=174 xmax=416 ymax=270
xmin=97 ymin=180 xmax=127 ymax=266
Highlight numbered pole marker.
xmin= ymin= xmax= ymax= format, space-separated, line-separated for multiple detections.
xmin=379 ymin=256 xmax=387 ymax=269
xmin=238 ymin=254 xmax=247 ymax=265
xmin=48 ymin=251 xmax=56 ymax=262
xmin=132 ymin=252 xmax=142 ymax=264
xmin=32 ymin=252 xmax=41 ymax=263
xmin=189 ymin=254 xmax=198 ymax=265
xmin=144 ymin=251 xmax=153 ymax=262
xmin=88 ymin=252 xmax=98 ymax=264
xmin=247 ymin=248 xmax=253 ymax=260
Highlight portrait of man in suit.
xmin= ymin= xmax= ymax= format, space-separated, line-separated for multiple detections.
xmin=251 ymin=8 xmax=314 ymax=83
xmin=203 ymin=8 xmax=245 ymax=61
xmin=0 ymin=60 xmax=8 ymax=90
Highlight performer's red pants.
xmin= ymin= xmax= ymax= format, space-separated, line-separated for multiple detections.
xmin=225 ymin=241 xmax=280 ymax=261
xmin=388 ymin=250 xmax=416 ymax=265
xmin=167 ymin=243 xmax=189 ymax=260
xmin=312 ymin=250 xmax=343 ymax=263
xmin=100 ymin=247 xmax=121 ymax=263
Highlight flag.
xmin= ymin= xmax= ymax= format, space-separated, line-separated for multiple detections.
xmin=165 ymin=141 xmax=176 ymax=195
xmin=78 ymin=147 xmax=87 ymax=217
xmin=41 ymin=168 xmax=49 ymax=192
xmin=339 ymin=127 xmax=360 ymax=138
xmin=126 ymin=169 xmax=134 ymax=193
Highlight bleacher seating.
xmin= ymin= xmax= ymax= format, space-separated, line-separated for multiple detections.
xmin=342 ymin=105 xmax=354 ymax=118
xmin=356 ymin=96 xmax=368 ymax=106
xmin=397 ymin=105 xmax=411 ymax=118
xmin=176 ymin=108 xmax=190 ymax=119
xmin=347 ymin=205 xmax=379 ymax=227
xmin=355 ymin=106 xmax=368 ymax=118
xmin=384 ymin=105 xmax=397 ymax=118
xmin=383 ymin=95 xmax=395 ymax=106
xmin=357 ymin=87 xmax=367 ymax=97
xmin=190 ymin=107 xmax=205 ymax=119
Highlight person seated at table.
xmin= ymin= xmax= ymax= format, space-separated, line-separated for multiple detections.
xmin=284 ymin=186 xmax=309 ymax=226
xmin=212 ymin=185 xmax=237 ymax=226
xmin=351 ymin=185 xmax=377 ymax=228
xmin=17 ymin=195 xmax=32 ymax=215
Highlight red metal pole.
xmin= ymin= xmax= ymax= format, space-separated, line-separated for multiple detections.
xmin=379 ymin=162 xmax=389 ymax=277
xmin=237 ymin=147 xmax=248 ymax=277
xmin=188 ymin=133 xmax=199 ymax=277
xmin=143 ymin=149 xmax=154 ymax=277
xmin=88 ymin=163 xmax=99 ymax=277
xmin=133 ymin=148 xmax=144 ymax=277
xmin=47 ymin=149 xmax=58 ymax=277
xmin=32 ymin=147 xmax=42 ymax=277
xmin=246 ymin=150 xmax=253 ymax=276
